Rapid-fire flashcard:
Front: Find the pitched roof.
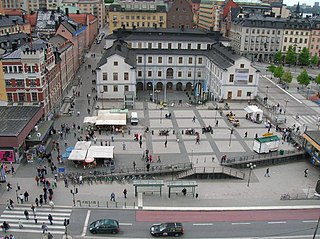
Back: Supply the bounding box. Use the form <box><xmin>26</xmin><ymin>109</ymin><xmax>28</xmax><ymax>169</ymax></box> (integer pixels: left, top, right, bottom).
<box><xmin>0</xmin><ymin>15</ymin><xmax>25</xmax><ymax>27</ymax></box>
<box><xmin>97</xmin><ymin>40</ymin><xmax>136</xmax><ymax>68</ymax></box>
<box><xmin>68</xmin><ymin>13</ymin><xmax>88</xmax><ymax>25</ymax></box>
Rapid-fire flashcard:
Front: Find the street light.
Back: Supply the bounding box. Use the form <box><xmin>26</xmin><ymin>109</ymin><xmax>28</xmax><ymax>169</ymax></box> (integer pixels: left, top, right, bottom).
<box><xmin>70</xmin><ymin>185</ymin><xmax>78</xmax><ymax>206</ymax></box>
<box><xmin>229</xmin><ymin>126</ymin><xmax>234</xmax><ymax>147</ymax></box>
<box><xmin>155</xmin><ymin>90</ymin><xmax>160</xmax><ymax>109</ymax></box>
<box><xmin>148</xmin><ymin>83</ymin><xmax>152</xmax><ymax>101</ymax></box>
<box><xmin>247</xmin><ymin>162</ymin><xmax>256</xmax><ymax>187</ymax></box>
<box><xmin>307</xmin><ymin>86</ymin><xmax>311</xmax><ymax>100</ymax></box>
<box><xmin>284</xmin><ymin>99</ymin><xmax>289</xmax><ymax>115</ymax></box>
<box><xmin>100</xmin><ymin>90</ymin><xmax>104</xmax><ymax>109</ymax></box>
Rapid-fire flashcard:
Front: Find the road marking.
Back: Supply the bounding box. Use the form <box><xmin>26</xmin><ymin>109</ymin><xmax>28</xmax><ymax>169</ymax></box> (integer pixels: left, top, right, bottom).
<box><xmin>267</xmin><ymin>221</ymin><xmax>287</xmax><ymax>224</ymax></box>
<box><xmin>119</xmin><ymin>222</ymin><xmax>133</xmax><ymax>226</ymax></box>
<box><xmin>302</xmin><ymin>220</ymin><xmax>318</xmax><ymax>223</ymax></box>
<box><xmin>231</xmin><ymin>222</ymin><xmax>251</xmax><ymax>225</ymax></box>
<box><xmin>264</xmin><ymin>76</ymin><xmax>303</xmax><ymax>104</ymax></box>
<box><xmin>193</xmin><ymin>223</ymin><xmax>213</xmax><ymax>226</ymax></box>
<box><xmin>82</xmin><ymin>210</ymin><xmax>91</xmax><ymax>236</ymax></box>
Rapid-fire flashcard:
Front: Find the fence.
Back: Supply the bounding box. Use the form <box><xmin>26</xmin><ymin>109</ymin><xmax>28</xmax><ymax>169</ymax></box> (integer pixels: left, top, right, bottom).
<box><xmin>77</xmin><ymin>199</ymin><xmax>137</xmax><ymax>208</ymax></box>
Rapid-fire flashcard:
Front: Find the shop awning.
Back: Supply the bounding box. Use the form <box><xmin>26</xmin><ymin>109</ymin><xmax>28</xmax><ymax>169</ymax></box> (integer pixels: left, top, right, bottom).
<box><xmin>95</xmin><ymin>114</ymin><xmax>126</xmax><ymax>126</ymax></box>
<box><xmin>86</xmin><ymin>146</ymin><xmax>114</xmax><ymax>159</ymax></box>
<box><xmin>83</xmin><ymin>116</ymin><xmax>97</xmax><ymax>124</ymax></box>
<box><xmin>68</xmin><ymin>149</ymin><xmax>87</xmax><ymax>161</ymax></box>
<box><xmin>244</xmin><ymin>105</ymin><xmax>263</xmax><ymax>114</ymax></box>
<box><xmin>74</xmin><ymin>141</ymin><xmax>92</xmax><ymax>150</ymax></box>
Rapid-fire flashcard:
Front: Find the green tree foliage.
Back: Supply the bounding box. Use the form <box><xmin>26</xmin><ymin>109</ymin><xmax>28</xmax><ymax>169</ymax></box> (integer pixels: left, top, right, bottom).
<box><xmin>285</xmin><ymin>45</ymin><xmax>297</xmax><ymax>66</ymax></box>
<box><xmin>273</xmin><ymin>65</ymin><xmax>284</xmax><ymax>80</ymax></box>
<box><xmin>267</xmin><ymin>64</ymin><xmax>276</xmax><ymax>74</ymax></box>
<box><xmin>297</xmin><ymin>69</ymin><xmax>310</xmax><ymax>87</ymax></box>
<box><xmin>310</xmin><ymin>55</ymin><xmax>319</xmax><ymax>67</ymax></box>
<box><xmin>315</xmin><ymin>74</ymin><xmax>320</xmax><ymax>87</ymax></box>
<box><xmin>281</xmin><ymin>70</ymin><xmax>293</xmax><ymax>85</ymax></box>
<box><xmin>273</xmin><ymin>51</ymin><xmax>282</xmax><ymax>65</ymax></box>
<box><xmin>298</xmin><ymin>47</ymin><xmax>310</xmax><ymax>66</ymax></box>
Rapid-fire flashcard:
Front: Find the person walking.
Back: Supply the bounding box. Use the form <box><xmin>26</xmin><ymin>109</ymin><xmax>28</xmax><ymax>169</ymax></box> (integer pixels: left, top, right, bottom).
<box><xmin>35</xmin><ymin>175</ymin><xmax>40</xmax><ymax>186</ymax></box>
<box><xmin>264</xmin><ymin>168</ymin><xmax>270</xmax><ymax>177</ymax></box>
<box><xmin>139</xmin><ymin>140</ymin><xmax>142</xmax><ymax>148</ymax></box>
<box><xmin>19</xmin><ymin>194</ymin><xmax>24</xmax><ymax>204</ymax></box>
<box><xmin>31</xmin><ymin>204</ymin><xmax>35</xmax><ymax>213</ymax></box>
<box><xmin>47</xmin><ymin>232</ymin><xmax>53</xmax><ymax>239</ymax></box>
<box><xmin>39</xmin><ymin>195</ymin><xmax>43</xmax><ymax>207</ymax></box>
<box><xmin>244</xmin><ymin>132</ymin><xmax>248</xmax><ymax>138</ymax></box>
<box><xmin>164</xmin><ymin>140</ymin><xmax>168</xmax><ymax>148</ymax></box>
<box><xmin>133</xmin><ymin>161</ymin><xmax>136</xmax><ymax>170</ymax></box>
<box><xmin>215</xmin><ymin>120</ymin><xmax>219</xmax><ymax>127</ymax></box>
<box><xmin>49</xmin><ymin>200</ymin><xmax>54</xmax><ymax>210</ymax></box>
<box><xmin>24</xmin><ymin>191</ymin><xmax>29</xmax><ymax>202</ymax></box>
<box><xmin>48</xmin><ymin>214</ymin><xmax>53</xmax><ymax>225</ymax></box>
<box><xmin>123</xmin><ymin>188</ymin><xmax>127</xmax><ymax>199</ymax></box>
<box><xmin>41</xmin><ymin>222</ymin><xmax>48</xmax><ymax>233</ymax></box>
<box><xmin>34</xmin><ymin>213</ymin><xmax>38</xmax><ymax>224</ymax></box>
<box><xmin>192</xmin><ymin>116</ymin><xmax>196</xmax><ymax>122</ymax></box>
<box><xmin>122</xmin><ymin>142</ymin><xmax>126</xmax><ymax>150</ymax></box>
<box><xmin>24</xmin><ymin>209</ymin><xmax>29</xmax><ymax>220</ymax></box>
<box><xmin>35</xmin><ymin>197</ymin><xmax>39</xmax><ymax>207</ymax></box>
<box><xmin>304</xmin><ymin>168</ymin><xmax>308</xmax><ymax>177</ymax></box>
<box><xmin>110</xmin><ymin>192</ymin><xmax>116</xmax><ymax>202</ymax></box>
<box><xmin>18</xmin><ymin>219</ymin><xmax>23</xmax><ymax>229</ymax></box>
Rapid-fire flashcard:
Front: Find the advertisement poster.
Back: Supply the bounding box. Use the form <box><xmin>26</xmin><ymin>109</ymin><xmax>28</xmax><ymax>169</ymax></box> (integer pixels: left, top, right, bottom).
<box><xmin>235</xmin><ymin>69</ymin><xmax>249</xmax><ymax>85</ymax></box>
<box><xmin>0</xmin><ymin>150</ymin><xmax>15</xmax><ymax>163</ymax></box>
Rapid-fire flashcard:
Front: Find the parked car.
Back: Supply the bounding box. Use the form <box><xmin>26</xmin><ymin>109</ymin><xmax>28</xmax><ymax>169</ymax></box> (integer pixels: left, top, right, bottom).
<box><xmin>150</xmin><ymin>222</ymin><xmax>184</xmax><ymax>237</ymax></box>
<box><xmin>89</xmin><ymin>219</ymin><xmax>119</xmax><ymax>234</ymax></box>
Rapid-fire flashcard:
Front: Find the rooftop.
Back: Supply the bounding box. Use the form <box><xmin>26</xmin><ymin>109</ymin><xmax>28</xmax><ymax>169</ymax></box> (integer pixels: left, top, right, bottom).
<box><xmin>0</xmin><ymin>15</ymin><xmax>26</xmax><ymax>28</ymax></box>
<box><xmin>0</xmin><ymin>106</ymin><xmax>42</xmax><ymax>137</ymax></box>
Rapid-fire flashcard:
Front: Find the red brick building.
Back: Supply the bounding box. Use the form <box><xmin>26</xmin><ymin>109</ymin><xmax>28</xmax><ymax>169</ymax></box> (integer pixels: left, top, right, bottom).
<box><xmin>167</xmin><ymin>0</ymin><xmax>194</xmax><ymax>29</ymax></box>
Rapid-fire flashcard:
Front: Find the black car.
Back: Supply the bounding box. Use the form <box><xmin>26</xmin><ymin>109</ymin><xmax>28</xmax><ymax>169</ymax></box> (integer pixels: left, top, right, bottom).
<box><xmin>89</xmin><ymin>219</ymin><xmax>120</xmax><ymax>234</ymax></box>
<box><xmin>150</xmin><ymin>222</ymin><xmax>184</xmax><ymax>237</ymax></box>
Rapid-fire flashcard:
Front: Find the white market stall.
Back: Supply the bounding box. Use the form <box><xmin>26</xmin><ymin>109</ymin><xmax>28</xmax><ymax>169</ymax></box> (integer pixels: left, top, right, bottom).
<box><xmin>253</xmin><ymin>135</ymin><xmax>280</xmax><ymax>154</ymax></box>
<box><xmin>87</xmin><ymin>146</ymin><xmax>114</xmax><ymax>159</ymax></box>
<box><xmin>83</xmin><ymin>116</ymin><xmax>97</xmax><ymax>125</ymax></box>
<box><xmin>95</xmin><ymin>114</ymin><xmax>126</xmax><ymax>126</ymax></box>
<box><xmin>68</xmin><ymin>149</ymin><xmax>87</xmax><ymax>161</ymax></box>
<box><xmin>244</xmin><ymin>105</ymin><xmax>263</xmax><ymax>123</ymax></box>
<box><xmin>74</xmin><ymin>141</ymin><xmax>92</xmax><ymax>150</ymax></box>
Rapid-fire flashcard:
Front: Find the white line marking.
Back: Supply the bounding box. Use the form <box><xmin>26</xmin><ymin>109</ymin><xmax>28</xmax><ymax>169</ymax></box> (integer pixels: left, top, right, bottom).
<box><xmin>302</xmin><ymin>220</ymin><xmax>318</xmax><ymax>223</ymax></box>
<box><xmin>81</xmin><ymin>210</ymin><xmax>91</xmax><ymax>236</ymax></box>
<box><xmin>264</xmin><ymin>76</ymin><xmax>303</xmax><ymax>104</ymax></box>
<box><xmin>231</xmin><ymin>222</ymin><xmax>251</xmax><ymax>225</ymax></box>
<box><xmin>6</xmin><ymin>229</ymin><xmax>65</xmax><ymax>234</ymax></box>
<box><xmin>119</xmin><ymin>222</ymin><xmax>133</xmax><ymax>226</ymax></box>
<box><xmin>268</xmin><ymin>221</ymin><xmax>287</xmax><ymax>224</ymax></box>
<box><xmin>193</xmin><ymin>223</ymin><xmax>213</xmax><ymax>226</ymax></box>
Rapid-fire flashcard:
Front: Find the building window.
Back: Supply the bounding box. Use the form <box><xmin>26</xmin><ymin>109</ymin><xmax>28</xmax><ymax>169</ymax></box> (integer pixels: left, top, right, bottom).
<box><xmin>114</xmin><ymin>61</ymin><xmax>118</xmax><ymax>66</ymax></box>
<box><xmin>188</xmin><ymin>57</ymin><xmax>193</xmax><ymax>64</ymax></box>
<box><xmin>178</xmin><ymin>57</ymin><xmax>183</xmax><ymax>64</ymax></box>
<box><xmin>178</xmin><ymin>43</ymin><xmax>181</xmax><ymax>49</ymax></box>
<box><xmin>103</xmin><ymin>85</ymin><xmax>108</xmax><ymax>92</ymax></box>
<box><xmin>113</xmin><ymin>73</ymin><xmax>118</xmax><ymax>81</ymax></box>
<box><xmin>158</xmin><ymin>57</ymin><xmax>162</xmax><ymax>63</ymax></box>
<box><xmin>138</xmin><ymin>42</ymin><xmax>142</xmax><ymax>48</ymax></box>
<box><xmin>168</xmin><ymin>57</ymin><xmax>173</xmax><ymax>63</ymax></box>
<box><xmin>229</xmin><ymin>74</ymin><xmax>234</xmax><ymax>82</ymax></box>
<box><xmin>197</xmin><ymin>71</ymin><xmax>201</xmax><ymax>77</ymax></box>
<box><xmin>188</xmin><ymin>71</ymin><xmax>192</xmax><ymax>77</ymax></box>
<box><xmin>246</xmin><ymin>92</ymin><xmax>252</xmax><ymax>97</ymax></box>
<box><xmin>124</xmin><ymin>72</ymin><xmax>129</xmax><ymax>80</ymax></box>
<box><xmin>31</xmin><ymin>92</ymin><xmax>38</xmax><ymax>101</ymax></box>
<box><xmin>113</xmin><ymin>85</ymin><xmax>118</xmax><ymax>92</ymax></box>
<box><xmin>188</xmin><ymin>43</ymin><xmax>191</xmax><ymax>49</ymax></box>
<box><xmin>138</xmin><ymin>71</ymin><xmax>142</xmax><ymax>77</ymax></box>
<box><xmin>158</xmin><ymin>71</ymin><xmax>162</xmax><ymax>77</ymax></box>
<box><xmin>158</xmin><ymin>43</ymin><xmax>162</xmax><ymax>49</ymax></box>
<box><xmin>148</xmin><ymin>57</ymin><xmax>152</xmax><ymax>63</ymax></box>
<box><xmin>198</xmin><ymin>57</ymin><xmax>203</xmax><ymax>64</ymax></box>
<box><xmin>237</xmin><ymin>90</ymin><xmax>242</xmax><ymax>97</ymax></box>
<box><xmin>197</xmin><ymin>44</ymin><xmax>201</xmax><ymax>49</ymax></box>
<box><xmin>148</xmin><ymin>43</ymin><xmax>152</xmax><ymax>49</ymax></box>
<box><xmin>7</xmin><ymin>93</ymin><xmax>12</xmax><ymax>102</ymax></box>
<box><xmin>240</xmin><ymin>64</ymin><xmax>244</xmax><ymax>68</ymax></box>
<box><xmin>249</xmin><ymin>75</ymin><xmax>253</xmax><ymax>83</ymax></box>
<box><xmin>138</xmin><ymin>56</ymin><xmax>142</xmax><ymax>63</ymax></box>
<box><xmin>148</xmin><ymin>71</ymin><xmax>152</xmax><ymax>77</ymax></box>
<box><xmin>178</xmin><ymin>71</ymin><xmax>182</xmax><ymax>77</ymax></box>
<box><xmin>18</xmin><ymin>92</ymin><xmax>25</xmax><ymax>101</ymax></box>
<box><xmin>103</xmin><ymin>73</ymin><xmax>108</xmax><ymax>81</ymax></box>
<box><xmin>168</xmin><ymin>43</ymin><xmax>172</xmax><ymax>49</ymax></box>
<box><xmin>16</xmin><ymin>79</ymin><xmax>24</xmax><ymax>87</ymax></box>
<box><xmin>124</xmin><ymin>85</ymin><xmax>129</xmax><ymax>91</ymax></box>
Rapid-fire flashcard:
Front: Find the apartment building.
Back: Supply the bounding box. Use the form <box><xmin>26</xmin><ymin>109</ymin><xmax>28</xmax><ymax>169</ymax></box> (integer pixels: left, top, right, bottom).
<box><xmin>167</xmin><ymin>0</ymin><xmax>194</xmax><ymax>29</ymax></box>
<box><xmin>99</xmin><ymin>29</ymin><xmax>259</xmax><ymax>102</ymax></box>
<box><xmin>2</xmin><ymin>0</ymin><xmax>21</xmax><ymax>9</ymax></box>
<box><xmin>0</xmin><ymin>1</ymin><xmax>4</xmax><ymax>15</ymax></box>
<box><xmin>108</xmin><ymin>2</ymin><xmax>167</xmax><ymax>34</ymax></box>
<box><xmin>197</xmin><ymin>0</ymin><xmax>224</xmax><ymax>31</ymax></box>
<box><xmin>309</xmin><ymin>18</ymin><xmax>320</xmax><ymax>57</ymax></box>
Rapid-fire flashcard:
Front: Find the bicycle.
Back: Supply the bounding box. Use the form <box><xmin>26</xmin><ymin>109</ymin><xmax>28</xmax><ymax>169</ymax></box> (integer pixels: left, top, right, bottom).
<box><xmin>280</xmin><ymin>193</ymin><xmax>290</xmax><ymax>200</ymax></box>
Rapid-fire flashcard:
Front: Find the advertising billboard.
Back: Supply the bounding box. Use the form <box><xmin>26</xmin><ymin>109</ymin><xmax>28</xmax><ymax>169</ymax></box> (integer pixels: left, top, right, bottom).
<box><xmin>235</xmin><ymin>69</ymin><xmax>249</xmax><ymax>85</ymax></box>
<box><xmin>0</xmin><ymin>150</ymin><xmax>15</xmax><ymax>163</ymax></box>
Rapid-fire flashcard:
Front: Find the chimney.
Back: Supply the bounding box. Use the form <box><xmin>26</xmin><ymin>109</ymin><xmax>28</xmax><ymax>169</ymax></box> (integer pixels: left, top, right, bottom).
<box><xmin>76</xmin><ymin>10</ymin><xmax>80</xmax><ymax>14</ymax></box>
<box><xmin>65</xmin><ymin>8</ymin><xmax>69</xmax><ymax>17</ymax></box>
<box><xmin>58</xmin><ymin>16</ymin><xmax>62</xmax><ymax>24</ymax></box>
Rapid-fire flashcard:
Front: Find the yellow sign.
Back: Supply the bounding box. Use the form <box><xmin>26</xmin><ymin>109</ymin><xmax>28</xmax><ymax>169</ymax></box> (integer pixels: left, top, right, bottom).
<box><xmin>262</xmin><ymin>133</ymin><xmax>273</xmax><ymax>137</ymax></box>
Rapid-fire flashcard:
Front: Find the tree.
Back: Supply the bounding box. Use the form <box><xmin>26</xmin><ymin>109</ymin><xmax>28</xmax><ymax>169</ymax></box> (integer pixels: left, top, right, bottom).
<box><xmin>273</xmin><ymin>51</ymin><xmax>282</xmax><ymax>65</ymax></box>
<box><xmin>298</xmin><ymin>47</ymin><xmax>310</xmax><ymax>66</ymax></box>
<box><xmin>310</xmin><ymin>55</ymin><xmax>319</xmax><ymax>68</ymax></box>
<box><xmin>297</xmin><ymin>69</ymin><xmax>310</xmax><ymax>87</ymax></box>
<box><xmin>267</xmin><ymin>64</ymin><xmax>276</xmax><ymax>74</ymax></box>
<box><xmin>315</xmin><ymin>74</ymin><xmax>320</xmax><ymax>88</ymax></box>
<box><xmin>285</xmin><ymin>45</ymin><xmax>297</xmax><ymax>66</ymax></box>
<box><xmin>273</xmin><ymin>65</ymin><xmax>284</xmax><ymax>82</ymax></box>
<box><xmin>281</xmin><ymin>70</ymin><xmax>293</xmax><ymax>85</ymax></box>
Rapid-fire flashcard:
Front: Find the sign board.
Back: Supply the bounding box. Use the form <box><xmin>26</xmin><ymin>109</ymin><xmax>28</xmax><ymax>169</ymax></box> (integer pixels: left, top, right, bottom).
<box><xmin>0</xmin><ymin>150</ymin><xmax>15</xmax><ymax>163</ymax></box>
<box><xmin>262</xmin><ymin>133</ymin><xmax>273</xmax><ymax>137</ymax></box>
<box><xmin>235</xmin><ymin>69</ymin><xmax>249</xmax><ymax>85</ymax></box>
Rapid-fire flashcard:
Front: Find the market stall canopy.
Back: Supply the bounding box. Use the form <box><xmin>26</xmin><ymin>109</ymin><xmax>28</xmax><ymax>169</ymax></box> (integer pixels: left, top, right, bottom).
<box><xmin>87</xmin><ymin>146</ymin><xmax>114</xmax><ymax>159</ymax></box>
<box><xmin>83</xmin><ymin>116</ymin><xmax>97</xmax><ymax>124</ymax></box>
<box><xmin>95</xmin><ymin>113</ymin><xmax>126</xmax><ymax>126</ymax></box>
<box><xmin>74</xmin><ymin>141</ymin><xmax>92</xmax><ymax>150</ymax></box>
<box><xmin>66</xmin><ymin>146</ymin><xmax>74</xmax><ymax>153</ymax></box>
<box><xmin>244</xmin><ymin>105</ymin><xmax>263</xmax><ymax>114</ymax></box>
<box><xmin>68</xmin><ymin>149</ymin><xmax>87</xmax><ymax>161</ymax></box>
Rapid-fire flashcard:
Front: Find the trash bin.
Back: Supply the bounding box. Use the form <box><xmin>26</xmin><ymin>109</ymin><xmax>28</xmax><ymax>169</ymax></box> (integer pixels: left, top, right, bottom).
<box><xmin>279</xmin><ymin>150</ymin><xmax>284</xmax><ymax>155</ymax></box>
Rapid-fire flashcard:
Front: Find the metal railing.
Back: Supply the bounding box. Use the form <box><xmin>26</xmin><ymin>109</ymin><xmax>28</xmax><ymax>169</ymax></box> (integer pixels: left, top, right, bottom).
<box><xmin>77</xmin><ymin>199</ymin><xmax>137</xmax><ymax>208</ymax></box>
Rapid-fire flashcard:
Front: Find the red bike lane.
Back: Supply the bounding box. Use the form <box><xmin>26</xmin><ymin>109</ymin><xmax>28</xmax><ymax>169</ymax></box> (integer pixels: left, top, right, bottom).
<box><xmin>136</xmin><ymin>209</ymin><xmax>320</xmax><ymax>222</ymax></box>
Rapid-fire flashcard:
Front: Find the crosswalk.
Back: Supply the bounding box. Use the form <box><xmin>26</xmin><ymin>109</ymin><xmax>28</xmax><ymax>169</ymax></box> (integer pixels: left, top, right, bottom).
<box><xmin>295</xmin><ymin>114</ymin><xmax>319</xmax><ymax>126</ymax></box>
<box><xmin>0</xmin><ymin>204</ymin><xmax>72</xmax><ymax>235</ymax></box>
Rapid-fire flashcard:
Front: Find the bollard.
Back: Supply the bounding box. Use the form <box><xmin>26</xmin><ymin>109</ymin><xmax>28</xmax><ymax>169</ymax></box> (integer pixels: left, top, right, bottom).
<box><xmin>152</xmin><ymin>130</ymin><xmax>154</xmax><ymax>135</ymax></box>
<box><xmin>173</xmin><ymin>130</ymin><xmax>175</xmax><ymax>135</ymax></box>
<box><xmin>182</xmin><ymin>130</ymin><xmax>184</xmax><ymax>134</ymax></box>
<box><xmin>124</xmin><ymin>202</ymin><xmax>126</xmax><ymax>208</ymax></box>
<box><xmin>204</xmin><ymin>157</ymin><xmax>206</xmax><ymax>163</ymax></box>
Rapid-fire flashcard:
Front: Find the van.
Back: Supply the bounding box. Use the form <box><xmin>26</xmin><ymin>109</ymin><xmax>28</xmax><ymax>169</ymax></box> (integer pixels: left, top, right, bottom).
<box><xmin>150</xmin><ymin>222</ymin><xmax>184</xmax><ymax>237</ymax></box>
<box><xmin>130</xmin><ymin>112</ymin><xmax>138</xmax><ymax>125</ymax></box>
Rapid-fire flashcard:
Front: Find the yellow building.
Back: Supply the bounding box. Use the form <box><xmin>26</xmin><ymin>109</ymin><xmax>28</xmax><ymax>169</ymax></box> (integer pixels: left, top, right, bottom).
<box><xmin>0</xmin><ymin>61</ymin><xmax>8</xmax><ymax>103</ymax></box>
<box><xmin>197</xmin><ymin>0</ymin><xmax>224</xmax><ymax>31</ymax></box>
<box><xmin>108</xmin><ymin>2</ymin><xmax>167</xmax><ymax>35</ymax></box>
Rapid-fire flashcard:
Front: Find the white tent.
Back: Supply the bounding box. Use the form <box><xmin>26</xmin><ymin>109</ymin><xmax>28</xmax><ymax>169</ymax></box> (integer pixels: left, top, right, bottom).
<box><xmin>244</xmin><ymin>105</ymin><xmax>263</xmax><ymax>123</ymax></box>
<box><xmin>83</xmin><ymin>116</ymin><xmax>97</xmax><ymax>124</ymax></box>
<box><xmin>68</xmin><ymin>149</ymin><xmax>87</xmax><ymax>161</ymax></box>
<box><xmin>74</xmin><ymin>141</ymin><xmax>92</xmax><ymax>150</ymax></box>
<box><xmin>95</xmin><ymin>114</ymin><xmax>126</xmax><ymax>126</ymax></box>
<box><xmin>87</xmin><ymin>146</ymin><xmax>114</xmax><ymax>159</ymax></box>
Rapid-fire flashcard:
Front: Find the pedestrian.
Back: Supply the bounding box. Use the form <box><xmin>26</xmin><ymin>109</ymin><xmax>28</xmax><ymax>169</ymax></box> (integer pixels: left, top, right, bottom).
<box><xmin>41</xmin><ymin>222</ymin><xmax>48</xmax><ymax>233</ymax></box>
<box><xmin>2</xmin><ymin>221</ymin><xmax>9</xmax><ymax>233</ymax></box>
<box><xmin>44</xmin><ymin>193</ymin><xmax>47</xmax><ymax>204</ymax></box>
<box><xmin>19</xmin><ymin>193</ymin><xmax>24</xmax><ymax>204</ymax></box>
<box><xmin>182</xmin><ymin>188</ymin><xmax>187</xmax><ymax>196</ymax></box>
<box><xmin>64</xmin><ymin>178</ymin><xmax>68</xmax><ymax>187</ymax></box>
<box><xmin>215</xmin><ymin>120</ymin><xmax>219</xmax><ymax>127</ymax></box>
<box><xmin>87</xmin><ymin>108</ymin><xmax>91</xmax><ymax>114</ymax></box>
<box><xmin>146</xmin><ymin>163</ymin><xmax>150</xmax><ymax>172</ymax></box>
<box><xmin>264</xmin><ymin>168</ymin><xmax>270</xmax><ymax>177</ymax></box>
<box><xmin>24</xmin><ymin>191</ymin><xmax>29</xmax><ymax>202</ymax></box>
<box><xmin>244</xmin><ymin>132</ymin><xmax>248</xmax><ymax>138</ymax></box>
<box><xmin>139</xmin><ymin>140</ymin><xmax>142</xmax><ymax>148</ymax></box>
<box><xmin>49</xmin><ymin>200</ymin><xmax>54</xmax><ymax>210</ymax></box>
<box><xmin>110</xmin><ymin>192</ymin><xmax>116</xmax><ymax>202</ymax></box>
<box><xmin>39</xmin><ymin>195</ymin><xmax>43</xmax><ymax>207</ymax></box>
<box><xmin>157</xmin><ymin>155</ymin><xmax>161</xmax><ymax>163</ymax></box>
<box><xmin>123</xmin><ymin>188</ymin><xmax>127</xmax><ymax>198</ymax></box>
<box><xmin>18</xmin><ymin>219</ymin><xmax>23</xmax><ymax>229</ymax></box>
<box><xmin>7</xmin><ymin>182</ymin><xmax>12</xmax><ymax>191</ymax></box>
<box><xmin>24</xmin><ymin>209</ymin><xmax>29</xmax><ymax>220</ymax></box>
<box><xmin>47</xmin><ymin>232</ymin><xmax>53</xmax><ymax>239</ymax></box>
<box><xmin>149</xmin><ymin>154</ymin><xmax>152</xmax><ymax>163</ymax></box>
<box><xmin>192</xmin><ymin>116</ymin><xmax>196</xmax><ymax>122</ymax></box>
<box><xmin>48</xmin><ymin>214</ymin><xmax>53</xmax><ymax>225</ymax></box>
<box><xmin>133</xmin><ymin>161</ymin><xmax>136</xmax><ymax>170</ymax></box>
<box><xmin>304</xmin><ymin>168</ymin><xmax>308</xmax><ymax>177</ymax></box>
<box><xmin>35</xmin><ymin>197</ymin><xmax>39</xmax><ymax>207</ymax></box>
<box><xmin>255</xmin><ymin>133</ymin><xmax>258</xmax><ymax>138</ymax></box>
<box><xmin>111</xmin><ymin>134</ymin><xmax>114</xmax><ymax>142</ymax></box>
<box><xmin>34</xmin><ymin>214</ymin><xmax>38</xmax><ymax>224</ymax></box>
<box><xmin>165</xmin><ymin>140</ymin><xmax>168</xmax><ymax>148</ymax></box>
<box><xmin>31</xmin><ymin>204</ymin><xmax>35</xmax><ymax>213</ymax></box>
<box><xmin>77</xmin><ymin>111</ymin><xmax>80</xmax><ymax>116</ymax></box>
<box><xmin>122</xmin><ymin>142</ymin><xmax>126</xmax><ymax>150</ymax></box>
<box><xmin>196</xmin><ymin>137</ymin><xmax>200</xmax><ymax>144</ymax></box>
<box><xmin>11</xmin><ymin>164</ymin><xmax>15</xmax><ymax>175</ymax></box>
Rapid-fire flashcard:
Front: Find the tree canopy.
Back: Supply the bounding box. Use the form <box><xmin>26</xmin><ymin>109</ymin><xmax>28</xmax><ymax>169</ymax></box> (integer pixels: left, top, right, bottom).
<box><xmin>315</xmin><ymin>74</ymin><xmax>320</xmax><ymax>86</ymax></box>
<box><xmin>281</xmin><ymin>70</ymin><xmax>293</xmax><ymax>85</ymax></box>
<box><xmin>298</xmin><ymin>47</ymin><xmax>310</xmax><ymax>66</ymax></box>
<box><xmin>285</xmin><ymin>45</ymin><xmax>297</xmax><ymax>66</ymax></box>
<box><xmin>274</xmin><ymin>51</ymin><xmax>282</xmax><ymax>65</ymax></box>
<box><xmin>310</xmin><ymin>55</ymin><xmax>319</xmax><ymax>67</ymax></box>
<box><xmin>297</xmin><ymin>69</ymin><xmax>310</xmax><ymax>87</ymax></box>
<box><xmin>273</xmin><ymin>65</ymin><xmax>284</xmax><ymax>79</ymax></box>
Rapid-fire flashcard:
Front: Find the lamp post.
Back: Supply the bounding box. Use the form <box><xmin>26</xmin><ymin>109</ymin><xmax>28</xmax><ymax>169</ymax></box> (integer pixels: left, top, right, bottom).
<box><xmin>100</xmin><ymin>90</ymin><xmax>104</xmax><ymax>109</ymax></box>
<box><xmin>155</xmin><ymin>90</ymin><xmax>160</xmax><ymax>109</ymax></box>
<box><xmin>70</xmin><ymin>185</ymin><xmax>78</xmax><ymax>206</ymax></box>
<box><xmin>229</xmin><ymin>126</ymin><xmax>234</xmax><ymax>147</ymax></box>
<box><xmin>148</xmin><ymin>83</ymin><xmax>152</xmax><ymax>101</ymax></box>
<box><xmin>247</xmin><ymin>162</ymin><xmax>256</xmax><ymax>187</ymax></box>
<box><xmin>284</xmin><ymin>99</ymin><xmax>289</xmax><ymax>115</ymax></box>
<box><xmin>307</xmin><ymin>86</ymin><xmax>311</xmax><ymax>100</ymax></box>
<box><xmin>160</xmin><ymin>105</ymin><xmax>163</xmax><ymax>124</ymax></box>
